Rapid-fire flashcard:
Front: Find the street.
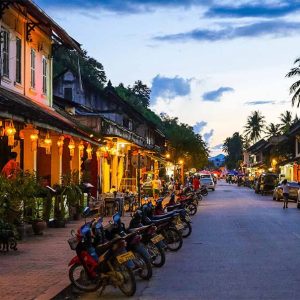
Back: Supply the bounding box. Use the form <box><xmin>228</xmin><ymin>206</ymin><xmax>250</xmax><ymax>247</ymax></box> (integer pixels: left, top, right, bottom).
<box><xmin>80</xmin><ymin>181</ymin><xmax>300</xmax><ymax>300</ymax></box>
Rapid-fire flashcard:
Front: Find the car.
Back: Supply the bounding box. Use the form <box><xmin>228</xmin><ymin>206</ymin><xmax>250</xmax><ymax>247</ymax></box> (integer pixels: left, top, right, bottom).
<box><xmin>200</xmin><ymin>177</ymin><xmax>215</xmax><ymax>191</ymax></box>
<box><xmin>273</xmin><ymin>181</ymin><xmax>300</xmax><ymax>202</ymax></box>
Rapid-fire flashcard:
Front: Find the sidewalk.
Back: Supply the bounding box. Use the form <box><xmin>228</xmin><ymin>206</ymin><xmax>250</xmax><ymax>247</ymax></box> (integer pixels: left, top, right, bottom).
<box><xmin>0</xmin><ymin>215</ymin><xmax>131</xmax><ymax>300</ymax></box>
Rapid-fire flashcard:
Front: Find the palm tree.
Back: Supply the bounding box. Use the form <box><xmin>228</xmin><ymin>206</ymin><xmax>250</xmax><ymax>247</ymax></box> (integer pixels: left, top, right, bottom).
<box><xmin>244</xmin><ymin>111</ymin><xmax>265</xmax><ymax>143</ymax></box>
<box><xmin>279</xmin><ymin>110</ymin><xmax>292</xmax><ymax>133</ymax></box>
<box><xmin>286</xmin><ymin>58</ymin><xmax>300</xmax><ymax>107</ymax></box>
<box><xmin>265</xmin><ymin>123</ymin><xmax>280</xmax><ymax>138</ymax></box>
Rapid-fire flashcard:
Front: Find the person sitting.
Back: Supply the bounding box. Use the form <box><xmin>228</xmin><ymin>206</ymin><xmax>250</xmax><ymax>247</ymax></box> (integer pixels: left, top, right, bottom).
<box><xmin>1</xmin><ymin>152</ymin><xmax>20</xmax><ymax>179</ymax></box>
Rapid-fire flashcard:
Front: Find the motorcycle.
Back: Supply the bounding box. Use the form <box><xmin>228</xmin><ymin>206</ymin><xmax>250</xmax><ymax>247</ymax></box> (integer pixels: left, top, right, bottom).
<box><xmin>129</xmin><ymin>210</ymin><xmax>166</xmax><ymax>268</ymax></box>
<box><xmin>154</xmin><ymin>196</ymin><xmax>192</xmax><ymax>238</ymax></box>
<box><xmin>141</xmin><ymin>203</ymin><xmax>183</xmax><ymax>252</ymax></box>
<box><xmin>67</xmin><ymin>208</ymin><xmax>136</xmax><ymax>296</ymax></box>
<box><xmin>104</xmin><ymin>212</ymin><xmax>153</xmax><ymax>280</ymax></box>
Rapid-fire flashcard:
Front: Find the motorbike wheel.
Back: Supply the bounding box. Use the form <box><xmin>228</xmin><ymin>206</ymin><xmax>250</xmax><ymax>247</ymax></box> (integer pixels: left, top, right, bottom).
<box><xmin>114</xmin><ymin>262</ymin><xmax>136</xmax><ymax>297</ymax></box>
<box><xmin>197</xmin><ymin>194</ymin><xmax>203</xmax><ymax>202</ymax></box>
<box><xmin>187</xmin><ymin>203</ymin><xmax>197</xmax><ymax>216</ymax></box>
<box><xmin>201</xmin><ymin>190</ymin><xmax>208</xmax><ymax>196</ymax></box>
<box><xmin>147</xmin><ymin>242</ymin><xmax>166</xmax><ymax>268</ymax></box>
<box><xmin>164</xmin><ymin>228</ymin><xmax>183</xmax><ymax>252</ymax></box>
<box><xmin>181</xmin><ymin>220</ymin><xmax>192</xmax><ymax>238</ymax></box>
<box><xmin>69</xmin><ymin>263</ymin><xmax>101</xmax><ymax>292</ymax></box>
<box><xmin>133</xmin><ymin>249</ymin><xmax>152</xmax><ymax>280</ymax></box>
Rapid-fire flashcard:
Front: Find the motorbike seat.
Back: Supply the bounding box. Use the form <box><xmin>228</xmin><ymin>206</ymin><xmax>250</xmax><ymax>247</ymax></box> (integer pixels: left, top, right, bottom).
<box><xmin>166</xmin><ymin>204</ymin><xmax>182</xmax><ymax>211</ymax></box>
<box><xmin>151</xmin><ymin>211</ymin><xmax>177</xmax><ymax>220</ymax></box>
<box><xmin>144</xmin><ymin>217</ymin><xmax>172</xmax><ymax>225</ymax></box>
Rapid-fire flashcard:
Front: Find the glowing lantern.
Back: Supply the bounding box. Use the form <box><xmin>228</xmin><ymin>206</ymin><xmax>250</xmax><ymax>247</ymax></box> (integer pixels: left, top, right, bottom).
<box><xmin>86</xmin><ymin>143</ymin><xmax>93</xmax><ymax>160</ymax></box>
<box><xmin>68</xmin><ymin>138</ymin><xmax>75</xmax><ymax>157</ymax></box>
<box><xmin>57</xmin><ymin>136</ymin><xmax>64</xmax><ymax>156</ymax></box>
<box><xmin>5</xmin><ymin>121</ymin><xmax>16</xmax><ymax>146</ymax></box>
<box><xmin>30</xmin><ymin>133</ymin><xmax>39</xmax><ymax>151</ymax></box>
<box><xmin>44</xmin><ymin>132</ymin><xmax>52</xmax><ymax>155</ymax></box>
<box><xmin>78</xmin><ymin>142</ymin><xmax>85</xmax><ymax>158</ymax></box>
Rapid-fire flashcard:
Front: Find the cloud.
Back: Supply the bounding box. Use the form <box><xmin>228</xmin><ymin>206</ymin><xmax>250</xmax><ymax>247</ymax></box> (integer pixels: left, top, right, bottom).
<box><xmin>245</xmin><ymin>100</ymin><xmax>275</xmax><ymax>105</ymax></box>
<box><xmin>154</xmin><ymin>21</ymin><xmax>300</xmax><ymax>42</ymax></box>
<box><xmin>212</xmin><ymin>143</ymin><xmax>223</xmax><ymax>150</ymax></box>
<box><xmin>202</xmin><ymin>87</ymin><xmax>234</xmax><ymax>102</ymax></box>
<box><xmin>35</xmin><ymin>0</ymin><xmax>212</xmax><ymax>13</ymax></box>
<box><xmin>193</xmin><ymin>121</ymin><xmax>207</xmax><ymax>133</ymax></box>
<box><xmin>204</xmin><ymin>129</ymin><xmax>214</xmax><ymax>143</ymax></box>
<box><xmin>150</xmin><ymin>75</ymin><xmax>192</xmax><ymax>103</ymax></box>
<box><xmin>206</xmin><ymin>2</ymin><xmax>300</xmax><ymax>19</ymax></box>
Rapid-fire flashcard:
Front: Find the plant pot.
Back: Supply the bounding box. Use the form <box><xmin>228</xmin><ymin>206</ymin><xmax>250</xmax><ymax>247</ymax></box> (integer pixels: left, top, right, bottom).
<box><xmin>32</xmin><ymin>220</ymin><xmax>47</xmax><ymax>235</ymax></box>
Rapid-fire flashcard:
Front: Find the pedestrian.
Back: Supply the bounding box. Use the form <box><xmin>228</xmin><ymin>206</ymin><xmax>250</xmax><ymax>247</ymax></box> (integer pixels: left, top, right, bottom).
<box><xmin>282</xmin><ymin>179</ymin><xmax>289</xmax><ymax>209</ymax></box>
<box><xmin>193</xmin><ymin>175</ymin><xmax>200</xmax><ymax>191</ymax></box>
<box><xmin>152</xmin><ymin>175</ymin><xmax>162</xmax><ymax>200</ymax></box>
<box><xmin>1</xmin><ymin>152</ymin><xmax>20</xmax><ymax>179</ymax></box>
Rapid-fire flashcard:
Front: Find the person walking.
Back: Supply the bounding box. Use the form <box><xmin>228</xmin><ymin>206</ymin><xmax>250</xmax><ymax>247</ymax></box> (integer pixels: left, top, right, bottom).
<box><xmin>282</xmin><ymin>179</ymin><xmax>289</xmax><ymax>209</ymax></box>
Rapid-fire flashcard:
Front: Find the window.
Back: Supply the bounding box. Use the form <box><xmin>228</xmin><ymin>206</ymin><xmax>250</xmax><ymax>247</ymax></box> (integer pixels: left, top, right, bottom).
<box><xmin>15</xmin><ymin>37</ymin><xmax>21</xmax><ymax>84</ymax></box>
<box><xmin>1</xmin><ymin>29</ymin><xmax>9</xmax><ymax>77</ymax></box>
<box><xmin>42</xmin><ymin>57</ymin><xmax>47</xmax><ymax>94</ymax></box>
<box><xmin>64</xmin><ymin>87</ymin><xmax>73</xmax><ymax>101</ymax></box>
<box><xmin>30</xmin><ymin>48</ymin><xmax>35</xmax><ymax>88</ymax></box>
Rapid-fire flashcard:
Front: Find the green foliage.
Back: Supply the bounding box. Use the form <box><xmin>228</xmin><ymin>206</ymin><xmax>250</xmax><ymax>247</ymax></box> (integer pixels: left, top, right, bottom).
<box><xmin>53</xmin><ymin>47</ymin><xmax>107</xmax><ymax>90</ymax></box>
<box><xmin>286</xmin><ymin>58</ymin><xmax>300</xmax><ymax>107</ymax></box>
<box><xmin>279</xmin><ymin>111</ymin><xmax>293</xmax><ymax>134</ymax></box>
<box><xmin>223</xmin><ymin>132</ymin><xmax>244</xmax><ymax>169</ymax></box>
<box><xmin>0</xmin><ymin>172</ymin><xmax>42</xmax><ymax>224</ymax></box>
<box><xmin>265</xmin><ymin>123</ymin><xmax>280</xmax><ymax>138</ymax></box>
<box><xmin>244</xmin><ymin>111</ymin><xmax>265</xmax><ymax>143</ymax></box>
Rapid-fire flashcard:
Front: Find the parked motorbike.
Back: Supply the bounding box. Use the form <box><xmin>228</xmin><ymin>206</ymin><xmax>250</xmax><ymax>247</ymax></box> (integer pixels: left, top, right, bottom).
<box><xmin>67</xmin><ymin>208</ymin><xmax>136</xmax><ymax>296</ymax></box>
<box><xmin>141</xmin><ymin>203</ymin><xmax>183</xmax><ymax>251</ymax></box>
<box><xmin>129</xmin><ymin>210</ymin><xmax>166</xmax><ymax>268</ymax></box>
<box><xmin>154</xmin><ymin>196</ymin><xmax>192</xmax><ymax>238</ymax></box>
<box><xmin>104</xmin><ymin>212</ymin><xmax>153</xmax><ymax>280</ymax></box>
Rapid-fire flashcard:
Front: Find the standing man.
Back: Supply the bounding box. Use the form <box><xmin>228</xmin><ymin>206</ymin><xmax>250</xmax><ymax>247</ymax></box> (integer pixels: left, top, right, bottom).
<box><xmin>152</xmin><ymin>175</ymin><xmax>162</xmax><ymax>200</ymax></box>
<box><xmin>193</xmin><ymin>175</ymin><xmax>200</xmax><ymax>191</ymax></box>
<box><xmin>282</xmin><ymin>179</ymin><xmax>289</xmax><ymax>209</ymax></box>
<box><xmin>1</xmin><ymin>152</ymin><xmax>20</xmax><ymax>179</ymax></box>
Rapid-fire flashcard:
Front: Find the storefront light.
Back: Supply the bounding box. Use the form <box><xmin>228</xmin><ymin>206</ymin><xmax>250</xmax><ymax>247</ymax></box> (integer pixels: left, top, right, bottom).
<box><xmin>5</xmin><ymin>120</ymin><xmax>16</xmax><ymax>146</ymax></box>
<box><xmin>44</xmin><ymin>132</ymin><xmax>52</xmax><ymax>155</ymax></box>
<box><xmin>68</xmin><ymin>138</ymin><xmax>75</xmax><ymax>157</ymax></box>
<box><xmin>78</xmin><ymin>141</ymin><xmax>85</xmax><ymax>158</ymax></box>
<box><xmin>86</xmin><ymin>143</ymin><xmax>93</xmax><ymax>160</ymax></box>
<box><xmin>30</xmin><ymin>133</ymin><xmax>39</xmax><ymax>151</ymax></box>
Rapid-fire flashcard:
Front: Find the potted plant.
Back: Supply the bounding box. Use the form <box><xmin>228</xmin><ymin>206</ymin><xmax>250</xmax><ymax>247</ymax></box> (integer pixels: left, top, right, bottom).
<box><xmin>30</xmin><ymin>197</ymin><xmax>47</xmax><ymax>235</ymax></box>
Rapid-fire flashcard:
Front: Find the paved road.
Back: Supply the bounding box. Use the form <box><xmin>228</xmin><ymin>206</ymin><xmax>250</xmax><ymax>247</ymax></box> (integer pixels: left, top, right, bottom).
<box><xmin>80</xmin><ymin>182</ymin><xmax>300</xmax><ymax>300</ymax></box>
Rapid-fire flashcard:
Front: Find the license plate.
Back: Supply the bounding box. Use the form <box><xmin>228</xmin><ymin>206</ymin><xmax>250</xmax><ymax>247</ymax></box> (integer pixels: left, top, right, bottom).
<box><xmin>116</xmin><ymin>251</ymin><xmax>135</xmax><ymax>264</ymax></box>
<box><xmin>176</xmin><ymin>224</ymin><xmax>184</xmax><ymax>230</ymax></box>
<box><xmin>151</xmin><ymin>234</ymin><xmax>164</xmax><ymax>244</ymax></box>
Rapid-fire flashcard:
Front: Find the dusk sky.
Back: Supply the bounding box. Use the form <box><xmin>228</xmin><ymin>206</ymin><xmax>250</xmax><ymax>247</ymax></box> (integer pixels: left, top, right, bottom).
<box><xmin>36</xmin><ymin>0</ymin><xmax>300</xmax><ymax>156</ymax></box>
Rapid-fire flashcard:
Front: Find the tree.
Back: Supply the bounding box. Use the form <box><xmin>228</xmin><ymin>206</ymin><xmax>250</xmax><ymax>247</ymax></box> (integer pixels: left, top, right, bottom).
<box><xmin>265</xmin><ymin>123</ymin><xmax>280</xmax><ymax>138</ymax></box>
<box><xmin>244</xmin><ymin>111</ymin><xmax>265</xmax><ymax>143</ymax></box>
<box><xmin>53</xmin><ymin>47</ymin><xmax>107</xmax><ymax>90</ymax></box>
<box><xmin>222</xmin><ymin>132</ymin><xmax>244</xmax><ymax>169</ymax></box>
<box><xmin>132</xmin><ymin>80</ymin><xmax>151</xmax><ymax>108</ymax></box>
<box><xmin>279</xmin><ymin>110</ymin><xmax>293</xmax><ymax>134</ymax></box>
<box><xmin>286</xmin><ymin>58</ymin><xmax>300</xmax><ymax>107</ymax></box>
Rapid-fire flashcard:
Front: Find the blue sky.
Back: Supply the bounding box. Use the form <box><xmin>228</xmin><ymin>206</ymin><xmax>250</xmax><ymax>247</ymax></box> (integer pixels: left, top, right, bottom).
<box><xmin>36</xmin><ymin>0</ymin><xmax>300</xmax><ymax>155</ymax></box>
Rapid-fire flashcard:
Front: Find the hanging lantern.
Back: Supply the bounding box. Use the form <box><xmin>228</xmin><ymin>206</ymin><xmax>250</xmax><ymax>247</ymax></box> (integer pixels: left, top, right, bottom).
<box><xmin>78</xmin><ymin>141</ymin><xmax>85</xmax><ymax>158</ymax></box>
<box><xmin>44</xmin><ymin>132</ymin><xmax>52</xmax><ymax>155</ymax></box>
<box><xmin>30</xmin><ymin>133</ymin><xmax>39</xmax><ymax>151</ymax></box>
<box><xmin>68</xmin><ymin>138</ymin><xmax>75</xmax><ymax>157</ymax></box>
<box><xmin>5</xmin><ymin>120</ymin><xmax>16</xmax><ymax>146</ymax></box>
<box><xmin>96</xmin><ymin>147</ymin><xmax>101</xmax><ymax>159</ymax></box>
<box><xmin>86</xmin><ymin>143</ymin><xmax>93</xmax><ymax>160</ymax></box>
<box><xmin>57</xmin><ymin>136</ymin><xmax>64</xmax><ymax>156</ymax></box>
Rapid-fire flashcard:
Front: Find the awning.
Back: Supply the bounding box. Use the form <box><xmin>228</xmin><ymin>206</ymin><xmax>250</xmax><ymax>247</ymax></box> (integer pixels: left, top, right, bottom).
<box><xmin>0</xmin><ymin>87</ymin><xmax>101</xmax><ymax>145</ymax></box>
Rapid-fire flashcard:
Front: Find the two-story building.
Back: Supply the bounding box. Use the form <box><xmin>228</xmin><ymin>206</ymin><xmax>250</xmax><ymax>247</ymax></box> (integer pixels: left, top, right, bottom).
<box><xmin>0</xmin><ymin>0</ymin><xmax>101</xmax><ymax>186</ymax></box>
<box><xmin>53</xmin><ymin>70</ymin><xmax>166</xmax><ymax>192</ymax></box>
